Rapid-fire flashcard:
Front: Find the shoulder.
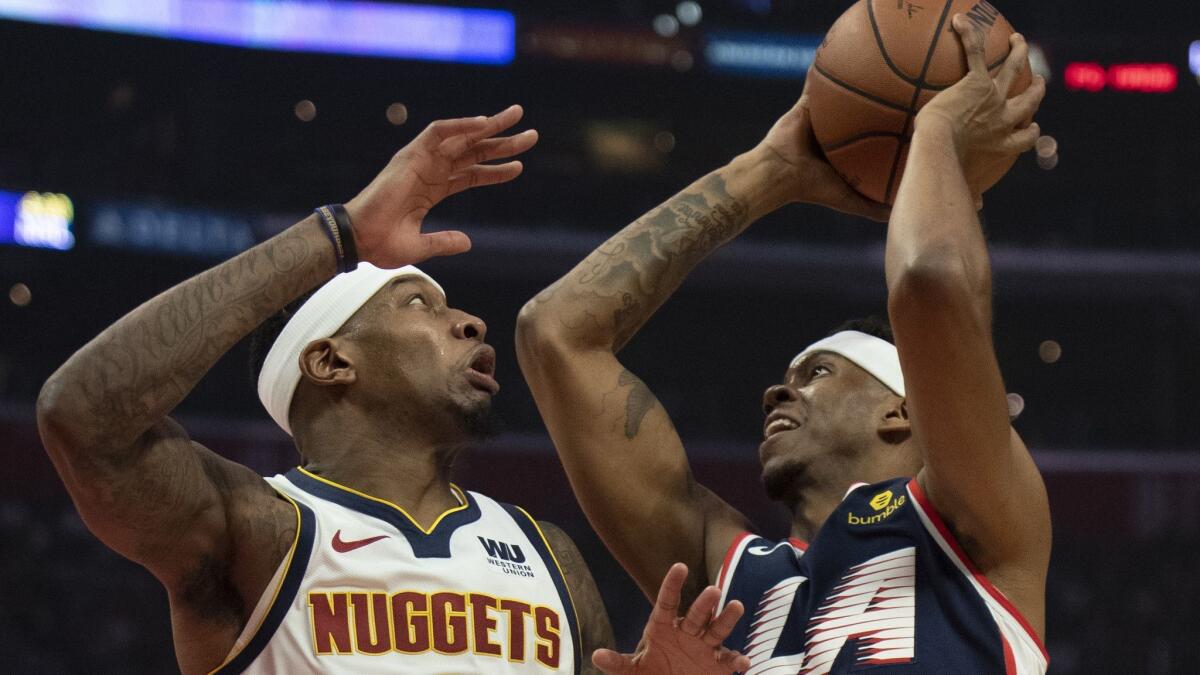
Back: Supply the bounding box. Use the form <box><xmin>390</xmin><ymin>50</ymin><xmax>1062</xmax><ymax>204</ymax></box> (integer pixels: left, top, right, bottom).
<box><xmin>196</xmin><ymin>445</ymin><xmax>295</xmax><ymax>557</ymax></box>
<box><xmin>183</xmin><ymin>447</ymin><xmax>296</xmax><ymax>615</ymax></box>
<box><xmin>534</xmin><ymin>520</ymin><xmax>596</xmax><ymax>590</ymax></box>
<box><xmin>536</xmin><ymin>520</ymin><xmax>583</xmax><ymax>562</ymax></box>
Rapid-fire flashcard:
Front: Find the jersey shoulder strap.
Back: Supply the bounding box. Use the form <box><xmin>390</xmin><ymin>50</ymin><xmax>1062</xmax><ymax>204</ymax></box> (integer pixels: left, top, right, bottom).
<box><xmin>476</xmin><ymin>494</ymin><xmax>583</xmax><ymax>675</ymax></box>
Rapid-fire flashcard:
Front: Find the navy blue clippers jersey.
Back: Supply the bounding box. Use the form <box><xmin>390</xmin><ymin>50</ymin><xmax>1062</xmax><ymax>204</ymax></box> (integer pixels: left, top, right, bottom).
<box><xmin>716</xmin><ymin>477</ymin><xmax>1047</xmax><ymax>674</ymax></box>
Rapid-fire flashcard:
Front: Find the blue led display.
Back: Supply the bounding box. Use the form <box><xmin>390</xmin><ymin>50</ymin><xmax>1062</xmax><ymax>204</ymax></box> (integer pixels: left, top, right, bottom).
<box><xmin>0</xmin><ymin>190</ymin><xmax>76</xmax><ymax>251</ymax></box>
<box><xmin>0</xmin><ymin>0</ymin><xmax>515</xmax><ymax>65</ymax></box>
<box><xmin>704</xmin><ymin>31</ymin><xmax>823</xmax><ymax>79</ymax></box>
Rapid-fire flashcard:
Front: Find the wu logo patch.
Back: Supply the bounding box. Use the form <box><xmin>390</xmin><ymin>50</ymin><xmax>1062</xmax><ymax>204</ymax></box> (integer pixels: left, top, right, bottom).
<box><xmin>478</xmin><ymin>536</ymin><xmax>527</xmax><ymax>563</ymax></box>
<box><xmin>478</xmin><ymin>536</ymin><xmax>536</xmax><ymax>578</ymax></box>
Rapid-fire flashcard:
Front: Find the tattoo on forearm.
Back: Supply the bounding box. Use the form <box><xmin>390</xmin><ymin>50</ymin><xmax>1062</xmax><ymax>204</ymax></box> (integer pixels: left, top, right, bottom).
<box><xmin>618</xmin><ymin>370</ymin><xmax>657</xmax><ymax>440</ymax></box>
<box><xmin>46</xmin><ymin>219</ymin><xmax>333</xmax><ymax>453</ymax></box>
<box><xmin>534</xmin><ymin>173</ymin><xmax>749</xmax><ymax>352</ymax></box>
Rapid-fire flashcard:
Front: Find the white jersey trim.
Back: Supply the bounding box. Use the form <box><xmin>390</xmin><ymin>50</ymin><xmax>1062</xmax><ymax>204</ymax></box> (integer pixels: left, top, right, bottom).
<box><xmin>716</xmin><ymin>532</ymin><xmax>754</xmax><ymax>610</ymax></box>
<box><xmin>906</xmin><ymin>479</ymin><xmax>1049</xmax><ymax>675</ymax></box>
<box><xmin>715</xmin><ymin>532</ymin><xmax>807</xmax><ymax>612</ymax></box>
<box><xmin>511</xmin><ymin>504</ymin><xmax>583</xmax><ymax>655</ymax></box>
<box><xmin>222</xmin><ymin>550</ymin><xmax>288</xmax><ymax>662</ymax></box>
<box><xmin>207</xmin><ymin>489</ymin><xmax>313</xmax><ymax>674</ymax></box>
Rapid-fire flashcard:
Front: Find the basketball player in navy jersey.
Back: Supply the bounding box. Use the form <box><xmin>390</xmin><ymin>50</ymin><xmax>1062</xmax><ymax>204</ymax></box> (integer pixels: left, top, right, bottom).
<box><xmin>519</xmin><ymin>17</ymin><xmax>1050</xmax><ymax>674</ymax></box>
<box><xmin>37</xmin><ymin>105</ymin><xmax>747</xmax><ymax>673</ymax></box>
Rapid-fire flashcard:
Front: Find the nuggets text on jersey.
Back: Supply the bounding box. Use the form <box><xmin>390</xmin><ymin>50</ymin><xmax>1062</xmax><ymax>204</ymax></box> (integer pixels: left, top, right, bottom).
<box><xmin>207</xmin><ymin>467</ymin><xmax>579</xmax><ymax>674</ymax></box>
<box><xmin>306</xmin><ymin>590</ymin><xmax>563</xmax><ymax>666</ymax></box>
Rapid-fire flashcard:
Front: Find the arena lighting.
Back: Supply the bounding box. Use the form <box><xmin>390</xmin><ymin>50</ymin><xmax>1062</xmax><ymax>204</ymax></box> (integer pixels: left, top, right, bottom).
<box><xmin>1189</xmin><ymin>41</ymin><xmax>1200</xmax><ymax>77</ymax></box>
<box><xmin>1027</xmin><ymin>43</ymin><xmax>1052</xmax><ymax>82</ymax></box>
<box><xmin>8</xmin><ymin>282</ymin><xmax>32</xmax><ymax>307</ymax></box>
<box><xmin>704</xmin><ymin>31</ymin><xmax>822</xmax><ymax>78</ymax></box>
<box><xmin>0</xmin><ymin>190</ymin><xmax>75</xmax><ymax>251</ymax></box>
<box><xmin>1064</xmin><ymin>62</ymin><xmax>1106</xmax><ymax>92</ymax></box>
<box><xmin>0</xmin><ymin>0</ymin><xmax>515</xmax><ymax>65</ymax></box>
<box><xmin>1064</xmin><ymin>62</ymin><xmax>1178</xmax><ymax>93</ymax></box>
<box><xmin>1108</xmin><ymin>64</ymin><xmax>1177</xmax><ymax>93</ymax></box>
<box><xmin>521</xmin><ymin>25</ymin><xmax>686</xmax><ymax>68</ymax></box>
<box><xmin>90</xmin><ymin>202</ymin><xmax>257</xmax><ymax>258</ymax></box>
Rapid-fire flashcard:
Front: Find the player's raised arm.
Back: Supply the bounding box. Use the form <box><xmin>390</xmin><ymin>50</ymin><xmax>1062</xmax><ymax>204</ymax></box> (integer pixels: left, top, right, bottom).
<box><xmin>35</xmin><ymin>107</ymin><xmax>535</xmax><ymax>659</ymax></box>
<box><xmin>516</xmin><ymin>93</ymin><xmax>887</xmax><ymax>600</ymax></box>
<box><xmin>884</xmin><ymin>18</ymin><xmax>1050</xmax><ymax>634</ymax></box>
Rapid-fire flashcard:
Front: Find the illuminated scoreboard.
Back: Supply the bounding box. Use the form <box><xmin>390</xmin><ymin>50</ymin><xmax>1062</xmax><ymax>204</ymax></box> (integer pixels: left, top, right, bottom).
<box><xmin>0</xmin><ymin>190</ymin><xmax>76</xmax><ymax>251</ymax></box>
<box><xmin>1065</xmin><ymin>62</ymin><xmax>1179</xmax><ymax>93</ymax></box>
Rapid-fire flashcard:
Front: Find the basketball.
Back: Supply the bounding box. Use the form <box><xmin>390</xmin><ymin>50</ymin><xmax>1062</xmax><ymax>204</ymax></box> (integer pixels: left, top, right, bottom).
<box><xmin>808</xmin><ymin>0</ymin><xmax>1031</xmax><ymax>204</ymax></box>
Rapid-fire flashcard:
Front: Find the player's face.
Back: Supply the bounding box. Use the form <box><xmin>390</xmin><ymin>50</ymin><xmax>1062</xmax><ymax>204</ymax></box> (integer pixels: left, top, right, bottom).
<box><xmin>758</xmin><ymin>352</ymin><xmax>896</xmax><ymax>500</ymax></box>
<box><xmin>350</xmin><ymin>277</ymin><xmax>498</xmax><ymax>436</ymax></box>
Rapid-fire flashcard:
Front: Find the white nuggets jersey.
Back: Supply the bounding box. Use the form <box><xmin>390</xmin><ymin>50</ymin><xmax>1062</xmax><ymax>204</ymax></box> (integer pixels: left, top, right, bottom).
<box><xmin>208</xmin><ymin>467</ymin><xmax>579</xmax><ymax>674</ymax></box>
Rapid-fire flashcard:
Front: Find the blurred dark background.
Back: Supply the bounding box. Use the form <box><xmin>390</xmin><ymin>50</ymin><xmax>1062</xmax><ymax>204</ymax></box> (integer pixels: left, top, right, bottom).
<box><xmin>1</xmin><ymin>0</ymin><xmax>1198</xmax><ymax>672</ymax></box>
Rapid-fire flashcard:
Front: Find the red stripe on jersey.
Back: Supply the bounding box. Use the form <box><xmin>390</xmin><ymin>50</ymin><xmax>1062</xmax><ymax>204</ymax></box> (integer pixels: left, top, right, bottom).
<box><xmin>1003</xmin><ymin>634</ymin><xmax>1017</xmax><ymax>675</ymax></box>
<box><xmin>906</xmin><ymin>478</ymin><xmax>1049</xmax><ymax>663</ymax></box>
<box><xmin>718</xmin><ymin>531</ymin><xmax>754</xmax><ymax>591</ymax></box>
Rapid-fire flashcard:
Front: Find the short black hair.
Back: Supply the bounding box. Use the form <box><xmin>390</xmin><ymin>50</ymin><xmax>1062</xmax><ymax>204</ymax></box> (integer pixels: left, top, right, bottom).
<box><xmin>827</xmin><ymin>315</ymin><xmax>894</xmax><ymax>344</ymax></box>
<box><xmin>248</xmin><ymin>290</ymin><xmax>317</xmax><ymax>387</ymax></box>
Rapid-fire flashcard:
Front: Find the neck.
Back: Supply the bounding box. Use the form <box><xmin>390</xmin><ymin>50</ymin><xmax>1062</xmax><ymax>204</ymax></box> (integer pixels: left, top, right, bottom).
<box><xmin>293</xmin><ymin>409</ymin><xmax>466</xmax><ymax>528</ymax></box>
<box><xmin>786</xmin><ymin>481</ymin><xmax>847</xmax><ymax>542</ymax></box>
<box><xmin>785</xmin><ymin>448</ymin><xmax>921</xmax><ymax>542</ymax></box>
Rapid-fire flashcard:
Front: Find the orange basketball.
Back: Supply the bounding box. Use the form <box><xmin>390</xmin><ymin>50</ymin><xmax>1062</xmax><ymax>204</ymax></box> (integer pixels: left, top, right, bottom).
<box><xmin>808</xmin><ymin>0</ymin><xmax>1031</xmax><ymax>204</ymax></box>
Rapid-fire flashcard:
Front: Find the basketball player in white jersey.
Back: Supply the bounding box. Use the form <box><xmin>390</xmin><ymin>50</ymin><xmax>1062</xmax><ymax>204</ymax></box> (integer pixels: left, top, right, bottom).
<box><xmin>519</xmin><ymin>17</ymin><xmax>1050</xmax><ymax>674</ymax></box>
<box><xmin>37</xmin><ymin>105</ymin><xmax>748</xmax><ymax>673</ymax></box>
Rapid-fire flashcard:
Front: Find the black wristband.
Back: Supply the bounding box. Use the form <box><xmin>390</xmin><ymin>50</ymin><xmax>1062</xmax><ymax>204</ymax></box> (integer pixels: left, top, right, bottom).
<box><xmin>328</xmin><ymin>204</ymin><xmax>359</xmax><ymax>271</ymax></box>
<box><xmin>314</xmin><ymin>204</ymin><xmax>360</xmax><ymax>274</ymax></box>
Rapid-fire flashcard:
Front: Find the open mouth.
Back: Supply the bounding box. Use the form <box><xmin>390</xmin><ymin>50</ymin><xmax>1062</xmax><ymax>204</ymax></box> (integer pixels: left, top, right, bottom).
<box><xmin>763</xmin><ymin>412</ymin><xmax>801</xmax><ymax>440</ymax></box>
<box><xmin>465</xmin><ymin>347</ymin><xmax>500</xmax><ymax>395</ymax></box>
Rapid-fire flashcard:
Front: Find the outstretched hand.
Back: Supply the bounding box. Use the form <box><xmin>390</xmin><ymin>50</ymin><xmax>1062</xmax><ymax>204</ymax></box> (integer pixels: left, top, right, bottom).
<box><xmin>345</xmin><ymin>105</ymin><xmax>538</xmax><ymax>268</ymax></box>
<box><xmin>593</xmin><ymin>563</ymin><xmax>751</xmax><ymax>675</ymax></box>
<box><xmin>754</xmin><ymin>78</ymin><xmax>891</xmax><ymax>222</ymax></box>
<box><xmin>915</xmin><ymin>16</ymin><xmax>1046</xmax><ymax>196</ymax></box>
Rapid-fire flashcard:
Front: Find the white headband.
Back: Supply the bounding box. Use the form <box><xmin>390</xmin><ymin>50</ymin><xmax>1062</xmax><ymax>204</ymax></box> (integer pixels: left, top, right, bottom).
<box><xmin>792</xmin><ymin>330</ymin><xmax>905</xmax><ymax>397</ymax></box>
<box><xmin>257</xmin><ymin>262</ymin><xmax>444</xmax><ymax>436</ymax></box>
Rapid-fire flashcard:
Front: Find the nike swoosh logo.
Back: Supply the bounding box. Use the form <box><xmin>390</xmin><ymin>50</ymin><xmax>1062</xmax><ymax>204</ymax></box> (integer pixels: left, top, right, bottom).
<box><xmin>747</xmin><ymin>542</ymin><xmax>793</xmax><ymax>556</ymax></box>
<box><xmin>332</xmin><ymin>530</ymin><xmax>389</xmax><ymax>553</ymax></box>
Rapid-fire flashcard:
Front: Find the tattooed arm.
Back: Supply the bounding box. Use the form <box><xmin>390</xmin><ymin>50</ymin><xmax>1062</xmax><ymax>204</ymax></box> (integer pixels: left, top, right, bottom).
<box><xmin>36</xmin><ymin>107</ymin><xmax>536</xmax><ymax>671</ymax></box>
<box><xmin>540</xmin><ymin>522</ymin><xmax>615</xmax><ymax>674</ymax></box>
<box><xmin>517</xmin><ymin>95</ymin><xmax>888</xmax><ymax>602</ymax></box>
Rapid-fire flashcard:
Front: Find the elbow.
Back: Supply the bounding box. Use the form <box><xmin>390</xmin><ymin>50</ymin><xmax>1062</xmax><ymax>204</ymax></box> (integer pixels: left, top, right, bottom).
<box><xmin>36</xmin><ymin>370</ymin><xmax>105</xmax><ymax>457</ymax></box>
<box><xmin>514</xmin><ymin>299</ymin><xmax>570</xmax><ymax>368</ymax></box>
<box><xmin>515</xmin><ymin>299</ymin><xmax>555</xmax><ymax>356</ymax></box>
<box><xmin>36</xmin><ymin>374</ymin><xmax>77</xmax><ymax>455</ymax></box>
<box><xmin>886</xmin><ymin>249</ymin><xmax>990</xmax><ymax>317</ymax></box>
<box><xmin>515</xmin><ymin>297</ymin><xmax>602</xmax><ymax>361</ymax></box>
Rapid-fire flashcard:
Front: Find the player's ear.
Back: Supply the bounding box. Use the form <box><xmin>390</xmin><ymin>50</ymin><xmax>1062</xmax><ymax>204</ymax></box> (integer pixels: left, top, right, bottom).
<box><xmin>298</xmin><ymin>337</ymin><xmax>358</xmax><ymax>387</ymax></box>
<box><xmin>877</xmin><ymin>398</ymin><xmax>911</xmax><ymax>444</ymax></box>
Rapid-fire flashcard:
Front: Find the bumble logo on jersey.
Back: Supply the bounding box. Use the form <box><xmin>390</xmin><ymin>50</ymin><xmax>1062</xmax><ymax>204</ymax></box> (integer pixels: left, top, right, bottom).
<box><xmin>869</xmin><ymin>490</ymin><xmax>893</xmax><ymax>511</ymax></box>
<box><xmin>308</xmin><ymin>590</ymin><xmax>562</xmax><ymax>667</ymax></box>
<box><xmin>848</xmin><ymin>489</ymin><xmax>907</xmax><ymax>525</ymax></box>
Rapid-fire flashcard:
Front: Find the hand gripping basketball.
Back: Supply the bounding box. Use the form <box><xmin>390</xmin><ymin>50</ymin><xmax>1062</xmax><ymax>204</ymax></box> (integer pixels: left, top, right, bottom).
<box><xmin>756</xmin><ymin>85</ymin><xmax>892</xmax><ymax>222</ymax></box>
<box><xmin>344</xmin><ymin>105</ymin><xmax>539</xmax><ymax>269</ymax></box>
<box><xmin>915</xmin><ymin>17</ymin><xmax>1046</xmax><ymax>187</ymax></box>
